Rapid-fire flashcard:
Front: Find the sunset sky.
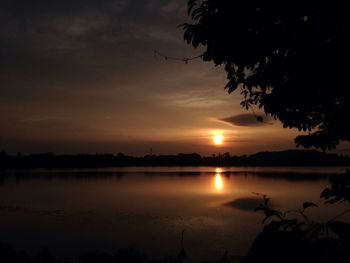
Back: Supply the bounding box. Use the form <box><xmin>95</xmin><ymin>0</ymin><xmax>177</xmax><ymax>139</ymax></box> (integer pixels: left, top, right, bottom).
<box><xmin>1</xmin><ymin>0</ymin><xmax>349</xmax><ymax>155</ymax></box>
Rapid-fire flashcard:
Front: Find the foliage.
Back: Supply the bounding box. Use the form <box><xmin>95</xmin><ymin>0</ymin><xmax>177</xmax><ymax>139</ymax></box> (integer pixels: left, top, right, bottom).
<box><xmin>321</xmin><ymin>170</ymin><xmax>350</xmax><ymax>204</ymax></box>
<box><xmin>244</xmin><ymin>192</ymin><xmax>350</xmax><ymax>263</ymax></box>
<box><xmin>183</xmin><ymin>0</ymin><xmax>350</xmax><ymax>150</ymax></box>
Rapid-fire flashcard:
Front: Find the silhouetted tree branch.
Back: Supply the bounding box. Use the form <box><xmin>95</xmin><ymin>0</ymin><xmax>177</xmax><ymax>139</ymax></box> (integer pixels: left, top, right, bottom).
<box><xmin>184</xmin><ymin>0</ymin><xmax>350</xmax><ymax>150</ymax></box>
<box><xmin>154</xmin><ymin>50</ymin><xmax>202</xmax><ymax>64</ymax></box>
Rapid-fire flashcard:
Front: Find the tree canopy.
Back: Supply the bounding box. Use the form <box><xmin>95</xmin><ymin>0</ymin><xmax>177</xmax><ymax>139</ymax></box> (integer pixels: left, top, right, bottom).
<box><xmin>183</xmin><ymin>0</ymin><xmax>349</xmax><ymax>150</ymax></box>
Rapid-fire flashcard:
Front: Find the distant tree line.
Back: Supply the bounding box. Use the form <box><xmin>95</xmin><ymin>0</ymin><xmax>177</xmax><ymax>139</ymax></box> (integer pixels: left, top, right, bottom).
<box><xmin>0</xmin><ymin>150</ymin><xmax>349</xmax><ymax>169</ymax></box>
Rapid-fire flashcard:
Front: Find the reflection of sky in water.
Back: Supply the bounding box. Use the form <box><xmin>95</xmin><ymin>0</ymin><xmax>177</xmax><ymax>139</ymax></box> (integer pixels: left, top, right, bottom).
<box><xmin>0</xmin><ymin>167</ymin><xmax>348</xmax><ymax>261</ymax></box>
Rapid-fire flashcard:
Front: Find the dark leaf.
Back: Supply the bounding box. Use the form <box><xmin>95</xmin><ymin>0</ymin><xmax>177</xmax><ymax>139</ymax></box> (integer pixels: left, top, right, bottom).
<box><xmin>320</xmin><ymin>188</ymin><xmax>331</xmax><ymax>199</ymax></box>
<box><xmin>225</xmin><ymin>79</ymin><xmax>238</xmax><ymax>93</ymax></box>
<box><xmin>302</xmin><ymin>202</ymin><xmax>318</xmax><ymax>210</ymax></box>
<box><xmin>325</xmin><ymin>196</ymin><xmax>343</xmax><ymax>204</ymax></box>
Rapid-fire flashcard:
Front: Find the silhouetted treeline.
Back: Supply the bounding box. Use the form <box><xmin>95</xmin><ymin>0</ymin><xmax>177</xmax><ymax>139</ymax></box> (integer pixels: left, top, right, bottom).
<box><xmin>0</xmin><ymin>150</ymin><xmax>349</xmax><ymax>169</ymax></box>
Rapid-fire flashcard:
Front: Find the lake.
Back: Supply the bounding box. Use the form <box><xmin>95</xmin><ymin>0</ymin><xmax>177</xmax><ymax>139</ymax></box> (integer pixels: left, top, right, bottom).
<box><xmin>0</xmin><ymin>167</ymin><xmax>349</xmax><ymax>261</ymax></box>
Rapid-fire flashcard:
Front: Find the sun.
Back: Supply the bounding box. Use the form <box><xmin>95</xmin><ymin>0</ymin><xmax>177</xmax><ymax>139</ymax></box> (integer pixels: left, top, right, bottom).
<box><xmin>213</xmin><ymin>134</ymin><xmax>224</xmax><ymax>145</ymax></box>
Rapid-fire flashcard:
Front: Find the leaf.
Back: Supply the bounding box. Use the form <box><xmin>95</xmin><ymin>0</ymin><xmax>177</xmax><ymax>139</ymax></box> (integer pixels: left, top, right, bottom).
<box><xmin>188</xmin><ymin>0</ymin><xmax>197</xmax><ymax>15</ymax></box>
<box><xmin>302</xmin><ymin>202</ymin><xmax>318</xmax><ymax>210</ymax></box>
<box><xmin>225</xmin><ymin>79</ymin><xmax>238</xmax><ymax>93</ymax></box>
<box><xmin>325</xmin><ymin>196</ymin><xmax>342</xmax><ymax>204</ymax></box>
<box><xmin>191</xmin><ymin>8</ymin><xmax>201</xmax><ymax>20</ymax></box>
<box><xmin>320</xmin><ymin>188</ymin><xmax>331</xmax><ymax>199</ymax></box>
<box><xmin>261</xmin><ymin>209</ymin><xmax>280</xmax><ymax>223</ymax></box>
<box><xmin>254</xmin><ymin>206</ymin><xmax>265</xmax><ymax>212</ymax></box>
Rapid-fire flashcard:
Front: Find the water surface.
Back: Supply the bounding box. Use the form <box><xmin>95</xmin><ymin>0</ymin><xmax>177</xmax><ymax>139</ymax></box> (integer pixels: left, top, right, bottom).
<box><xmin>0</xmin><ymin>167</ymin><xmax>348</xmax><ymax>261</ymax></box>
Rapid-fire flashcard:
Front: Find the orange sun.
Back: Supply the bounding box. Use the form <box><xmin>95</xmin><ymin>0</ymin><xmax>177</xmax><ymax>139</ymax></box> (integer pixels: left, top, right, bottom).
<box><xmin>213</xmin><ymin>134</ymin><xmax>224</xmax><ymax>145</ymax></box>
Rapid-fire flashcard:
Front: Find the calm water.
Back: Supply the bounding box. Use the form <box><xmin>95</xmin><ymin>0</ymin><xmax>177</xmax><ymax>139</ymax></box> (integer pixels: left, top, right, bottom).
<box><xmin>0</xmin><ymin>167</ymin><xmax>349</xmax><ymax>261</ymax></box>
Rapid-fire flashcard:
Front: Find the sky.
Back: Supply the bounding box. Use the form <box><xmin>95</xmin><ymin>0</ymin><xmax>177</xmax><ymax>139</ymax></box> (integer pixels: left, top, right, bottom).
<box><xmin>1</xmin><ymin>0</ymin><xmax>349</xmax><ymax>156</ymax></box>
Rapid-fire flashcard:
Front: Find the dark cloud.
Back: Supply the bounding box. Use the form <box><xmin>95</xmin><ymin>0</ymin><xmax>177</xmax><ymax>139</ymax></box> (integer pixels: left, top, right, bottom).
<box><xmin>219</xmin><ymin>114</ymin><xmax>267</xmax><ymax>127</ymax></box>
<box><xmin>0</xmin><ymin>0</ymin><xmax>190</xmax><ymax>100</ymax></box>
<box><xmin>1</xmin><ymin>0</ymin><xmax>129</xmax><ymax>17</ymax></box>
<box><xmin>0</xmin><ymin>0</ymin><xmax>187</xmax><ymax>66</ymax></box>
<box><xmin>0</xmin><ymin>0</ymin><xmax>185</xmax><ymax>43</ymax></box>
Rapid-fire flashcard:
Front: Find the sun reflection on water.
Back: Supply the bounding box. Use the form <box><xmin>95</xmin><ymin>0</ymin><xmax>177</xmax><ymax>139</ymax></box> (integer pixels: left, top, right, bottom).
<box><xmin>214</xmin><ymin>168</ymin><xmax>224</xmax><ymax>192</ymax></box>
<box><xmin>215</xmin><ymin>167</ymin><xmax>223</xmax><ymax>173</ymax></box>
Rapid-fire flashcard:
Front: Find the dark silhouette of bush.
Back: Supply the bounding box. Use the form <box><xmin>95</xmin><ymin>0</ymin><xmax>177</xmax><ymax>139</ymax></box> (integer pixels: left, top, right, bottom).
<box><xmin>241</xmin><ymin>173</ymin><xmax>350</xmax><ymax>263</ymax></box>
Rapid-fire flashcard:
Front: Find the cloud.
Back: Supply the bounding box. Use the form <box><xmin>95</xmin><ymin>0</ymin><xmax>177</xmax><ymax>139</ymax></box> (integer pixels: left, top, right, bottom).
<box><xmin>219</xmin><ymin>114</ymin><xmax>267</xmax><ymax>127</ymax></box>
<box><xmin>0</xmin><ymin>0</ymin><xmax>185</xmax><ymax>53</ymax></box>
<box><xmin>155</xmin><ymin>88</ymin><xmax>230</xmax><ymax>109</ymax></box>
